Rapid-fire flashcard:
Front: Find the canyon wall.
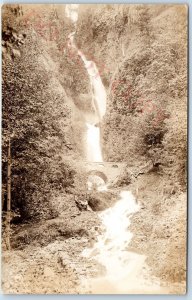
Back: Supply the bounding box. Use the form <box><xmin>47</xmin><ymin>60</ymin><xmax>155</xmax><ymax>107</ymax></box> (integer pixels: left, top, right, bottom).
<box><xmin>76</xmin><ymin>4</ymin><xmax>187</xmax><ymax>187</ymax></box>
<box><xmin>75</xmin><ymin>4</ymin><xmax>187</xmax><ymax>283</ymax></box>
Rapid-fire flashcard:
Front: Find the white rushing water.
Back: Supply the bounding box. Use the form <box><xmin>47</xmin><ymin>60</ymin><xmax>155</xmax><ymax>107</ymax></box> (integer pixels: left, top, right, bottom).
<box><xmin>65</xmin><ymin>4</ymin><xmax>79</xmax><ymax>23</ymax></box>
<box><xmin>81</xmin><ymin>191</ymin><xmax>149</xmax><ymax>293</ymax></box>
<box><xmin>66</xmin><ymin>4</ymin><xmax>106</xmax><ymax>163</ymax></box>
<box><xmin>68</xmin><ymin>33</ymin><xmax>106</xmax><ymax>162</ymax></box>
<box><xmin>79</xmin><ymin>54</ymin><xmax>107</xmax><ymax>120</ymax></box>
<box><xmin>82</xmin><ymin>191</ymin><xmax>140</xmax><ymax>266</ymax></box>
<box><xmin>82</xmin><ymin>191</ymin><xmax>163</xmax><ymax>294</ymax></box>
<box><xmin>86</xmin><ymin>123</ymin><xmax>103</xmax><ymax>162</ymax></box>
<box><xmin>65</xmin><ymin>6</ymin><xmax>163</xmax><ymax>294</ymax></box>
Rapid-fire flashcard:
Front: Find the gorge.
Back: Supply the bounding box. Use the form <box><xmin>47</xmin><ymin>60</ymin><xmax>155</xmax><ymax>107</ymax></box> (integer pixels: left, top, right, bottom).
<box><xmin>2</xmin><ymin>4</ymin><xmax>187</xmax><ymax>295</ymax></box>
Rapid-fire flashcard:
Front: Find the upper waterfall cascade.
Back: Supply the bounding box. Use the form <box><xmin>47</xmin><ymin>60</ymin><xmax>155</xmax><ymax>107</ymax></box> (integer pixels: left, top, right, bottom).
<box><xmin>66</xmin><ymin>4</ymin><xmax>106</xmax><ymax>163</ymax></box>
<box><xmin>68</xmin><ymin>32</ymin><xmax>106</xmax><ymax>162</ymax></box>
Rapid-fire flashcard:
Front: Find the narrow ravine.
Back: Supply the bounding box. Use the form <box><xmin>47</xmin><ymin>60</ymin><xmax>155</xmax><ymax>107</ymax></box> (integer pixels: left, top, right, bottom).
<box><xmin>2</xmin><ymin>4</ymin><xmax>186</xmax><ymax>295</ymax></box>
<box><xmin>65</xmin><ymin>5</ymin><xmax>168</xmax><ymax>294</ymax></box>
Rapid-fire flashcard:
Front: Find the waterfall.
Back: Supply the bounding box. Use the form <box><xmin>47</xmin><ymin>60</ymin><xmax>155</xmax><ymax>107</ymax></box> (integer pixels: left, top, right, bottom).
<box><xmin>65</xmin><ymin>6</ymin><xmax>162</xmax><ymax>294</ymax></box>
<box><xmin>66</xmin><ymin>3</ymin><xmax>106</xmax><ymax>163</ymax></box>
<box><xmin>68</xmin><ymin>32</ymin><xmax>106</xmax><ymax>162</ymax></box>
<box><xmin>86</xmin><ymin>123</ymin><xmax>103</xmax><ymax>162</ymax></box>
<box><xmin>82</xmin><ymin>55</ymin><xmax>106</xmax><ymax>162</ymax></box>
<box><xmin>65</xmin><ymin>6</ymin><xmax>141</xmax><ymax>282</ymax></box>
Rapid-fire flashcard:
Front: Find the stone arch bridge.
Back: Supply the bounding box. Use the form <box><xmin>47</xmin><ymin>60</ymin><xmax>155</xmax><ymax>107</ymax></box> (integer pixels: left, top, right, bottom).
<box><xmin>84</xmin><ymin>161</ymin><xmax>127</xmax><ymax>185</ymax></box>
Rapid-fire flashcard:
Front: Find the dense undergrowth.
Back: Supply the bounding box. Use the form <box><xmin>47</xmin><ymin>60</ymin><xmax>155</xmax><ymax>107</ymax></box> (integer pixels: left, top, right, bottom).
<box><xmin>2</xmin><ymin>4</ymin><xmax>187</xmax><ymax>287</ymax></box>
<box><xmin>2</xmin><ymin>5</ymin><xmax>87</xmax><ymax>221</ymax></box>
<box><xmin>76</xmin><ymin>4</ymin><xmax>187</xmax><ymax>189</ymax></box>
<box><xmin>75</xmin><ymin>4</ymin><xmax>187</xmax><ymax>284</ymax></box>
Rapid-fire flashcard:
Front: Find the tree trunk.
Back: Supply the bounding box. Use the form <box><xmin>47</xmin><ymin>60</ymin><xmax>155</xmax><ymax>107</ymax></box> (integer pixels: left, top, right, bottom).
<box><xmin>1</xmin><ymin>185</ymin><xmax>5</xmax><ymax>211</ymax></box>
<box><xmin>6</xmin><ymin>137</ymin><xmax>11</xmax><ymax>250</ymax></box>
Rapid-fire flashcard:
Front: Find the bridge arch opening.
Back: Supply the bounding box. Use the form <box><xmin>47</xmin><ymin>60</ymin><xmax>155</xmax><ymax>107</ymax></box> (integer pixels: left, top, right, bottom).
<box><xmin>87</xmin><ymin>170</ymin><xmax>108</xmax><ymax>192</ymax></box>
<box><xmin>87</xmin><ymin>170</ymin><xmax>108</xmax><ymax>183</ymax></box>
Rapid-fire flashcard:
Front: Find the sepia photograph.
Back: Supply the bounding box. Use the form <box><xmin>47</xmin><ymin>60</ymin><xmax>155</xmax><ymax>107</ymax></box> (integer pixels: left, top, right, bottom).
<box><xmin>1</xmin><ymin>3</ymin><xmax>187</xmax><ymax>294</ymax></box>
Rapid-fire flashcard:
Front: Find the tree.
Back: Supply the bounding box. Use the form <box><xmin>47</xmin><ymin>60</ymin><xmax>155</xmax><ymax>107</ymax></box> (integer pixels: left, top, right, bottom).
<box><xmin>2</xmin><ymin>5</ymin><xmax>78</xmax><ymax>223</ymax></box>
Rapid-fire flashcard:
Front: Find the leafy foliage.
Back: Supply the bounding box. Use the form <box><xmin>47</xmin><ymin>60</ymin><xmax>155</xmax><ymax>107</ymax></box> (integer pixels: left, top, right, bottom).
<box><xmin>2</xmin><ymin>5</ymin><xmax>81</xmax><ymax>220</ymax></box>
<box><xmin>77</xmin><ymin>5</ymin><xmax>187</xmax><ymax>189</ymax></box>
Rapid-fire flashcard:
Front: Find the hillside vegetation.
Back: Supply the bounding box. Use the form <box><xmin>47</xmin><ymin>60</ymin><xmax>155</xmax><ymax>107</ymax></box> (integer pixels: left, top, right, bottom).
<box><xmin>2</xmin><ymin>5</ymin><xmax>88</xmax><ymax>221</ymax></box>
<box><xmin>2</xmin><ymin>4</ymin><xmax>187</xmax><ymax>293</ymax></box>
<box><xmin>75</xmin><ymin>4</ymin><xmax>187</xmax><ymax>284</ymax></box>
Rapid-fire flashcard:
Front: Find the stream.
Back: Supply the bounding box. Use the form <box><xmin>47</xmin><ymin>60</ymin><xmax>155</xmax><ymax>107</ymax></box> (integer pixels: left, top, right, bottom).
<box><xmin>65</xmin><ymin>5</ymin><xmax>167</xmax><ymax>294</ymax></box>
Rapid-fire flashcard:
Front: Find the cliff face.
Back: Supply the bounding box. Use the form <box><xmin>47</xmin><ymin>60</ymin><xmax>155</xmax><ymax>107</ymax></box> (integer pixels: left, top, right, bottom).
<box><xmin>76</xmin><ymin>4</ymin><xmax>187</xmax><ymax>185</ymax></box>
<box><xmin>75</xmin><ymin>4</ymin><xmax>187</xmax><ymax>284</ymax></box>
